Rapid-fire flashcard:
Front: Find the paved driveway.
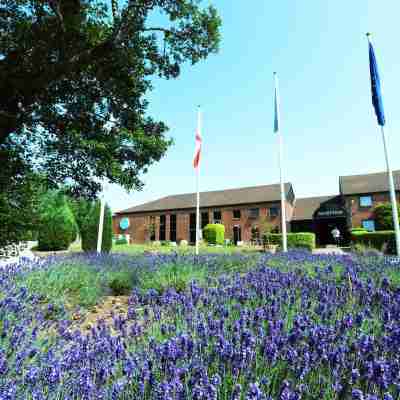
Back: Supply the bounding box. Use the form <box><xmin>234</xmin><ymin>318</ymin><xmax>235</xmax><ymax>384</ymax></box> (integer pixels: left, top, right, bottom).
<box><xmin>312</xmin><ymin>247</ymin><xmax>346</xmax><ymax>255</ymax></box>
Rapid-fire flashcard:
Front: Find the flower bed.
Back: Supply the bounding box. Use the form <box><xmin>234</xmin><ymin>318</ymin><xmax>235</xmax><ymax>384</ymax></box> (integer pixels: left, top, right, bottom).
<box><xmin>1</xmin><ymin>251</ymin><xmax>400</xmax><ymax>398</ymax></box>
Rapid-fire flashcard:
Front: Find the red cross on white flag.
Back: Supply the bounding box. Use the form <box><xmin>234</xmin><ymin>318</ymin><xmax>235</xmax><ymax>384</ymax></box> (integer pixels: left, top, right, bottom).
<box><xmin>193</xmin><ymin>128</ymin><xmax>202</xmax><ymax>169</ymax></box>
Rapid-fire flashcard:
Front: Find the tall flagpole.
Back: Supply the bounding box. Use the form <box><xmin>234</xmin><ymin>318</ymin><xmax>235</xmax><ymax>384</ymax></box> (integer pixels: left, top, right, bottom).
<box><xmin>274</xmin><ymin>73</ymin><xmax>288</xmax><ymax>252</ymax></box>
<box><xmin>195</xmin><ymin>107</ymin><xmax>202</xmax><ymax>256</ymax></box>
<box><xmin>367</xmin><ymin>33</ymin><xmax>400</xmax><ymax>255</ymax></box>
<box><xmin>97</xmin><ymin>191</ymin><xmax>105</xmax><ymax>253</ymax></box>
<box><xmin>380</xmin><ymin>126</ymin><xmax>400</xmax><ymax>255</ymax></box>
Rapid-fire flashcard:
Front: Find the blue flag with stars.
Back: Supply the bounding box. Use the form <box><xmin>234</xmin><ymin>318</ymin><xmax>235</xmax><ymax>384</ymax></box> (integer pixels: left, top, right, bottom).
<box><xmin>368</xmin><ymin>39</ymin><xmax>386</xmax><ymax>126</ymax></box>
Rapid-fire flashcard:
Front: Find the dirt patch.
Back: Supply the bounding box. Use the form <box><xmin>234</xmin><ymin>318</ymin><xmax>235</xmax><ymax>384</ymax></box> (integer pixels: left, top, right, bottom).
<box><xmin>70</xmin><ymin>295</ymin><xmax>132</xmax><ymax>333</ymax></box>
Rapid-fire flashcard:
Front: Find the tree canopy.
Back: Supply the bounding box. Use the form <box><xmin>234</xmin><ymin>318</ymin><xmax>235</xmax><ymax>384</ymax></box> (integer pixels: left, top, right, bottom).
<box><xmin>0</xmin><ymin>0</ymin><xmax>221</xmax><ymax>197</ymax></box>
<box><xmin>374</xmin><ymin>203</ymin><xmax>400</xmax><ymax>231</ymax></box>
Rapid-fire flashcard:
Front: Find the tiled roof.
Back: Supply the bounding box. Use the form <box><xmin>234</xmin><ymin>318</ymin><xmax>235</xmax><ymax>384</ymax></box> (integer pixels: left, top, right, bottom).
<box><xmin>117</xmin><ymin>183</ymin><xmax>293</xmax><ymax>214</ymax></box>
<box><xmin>292</xmin><ymin>195</ymin><xmax>339</xmax><ymax>221</ymax></box>
<box><xmin>340</xmin><ymin>170</ymin><xmax>400</xmax><ymax>195</ymax></box>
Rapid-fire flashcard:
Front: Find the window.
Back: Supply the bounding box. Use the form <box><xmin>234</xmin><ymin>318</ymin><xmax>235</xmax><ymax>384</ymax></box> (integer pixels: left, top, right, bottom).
<box><xmin>233</xmin><ymin>209</ymin><xmax>241</xmax><ymax>219</ymax></box>
<box><xmin>150</xmin><ymin>216</ymin><xmax>156</xmax><ymax>241</ymax></box>
<box><xmin>248</xmin><ymin>208</ymin><xmax>260</xmax><ymax>219</ymax></box>
<box><xmin>159</xmin><ymin>215</ymin><xmax>166</xmax><ymax>241</ymax></box>
<box><xmin>362</xmin><ymin>219</ymin><xmax>375</xmax><ymax>232</ymax></box>
<box><xmin>359</xmin><ymin>195</ymin><xmax>373</xmax><ymax>208</ymax></box>
<box><xmin>213</xmin><ymin>210</ymin><xmax>222</xmax><ymax>223</ymax></box>
<box><xmin>170</xmin><ymin>215</ymin><xmax>177</xmax><ymax>242</ymax></box>
<box><xmin>269</xmin><ymin>207</ymin><xmax>279</xmax><ymax>217</ymax></box>
<box><xmin>201</xmin><ymin>212</ymin><xmax>209</xmax><ymax>229</ymax></box>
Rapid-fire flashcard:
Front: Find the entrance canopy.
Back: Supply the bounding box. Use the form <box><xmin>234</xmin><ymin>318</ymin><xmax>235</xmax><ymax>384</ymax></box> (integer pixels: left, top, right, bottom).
<box><xmin>291</xmin><ymin>195</ymin><xmax>348</xmax><ymax>245</ymax></box>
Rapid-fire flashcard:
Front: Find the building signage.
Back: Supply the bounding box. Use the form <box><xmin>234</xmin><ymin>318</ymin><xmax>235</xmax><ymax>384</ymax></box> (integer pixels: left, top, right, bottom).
<box><xmin>315</xmin><ymin>208</ymin><xmax>346</xmax><ymax>218</ymax></box>
<box><xmin>119</xmin><ymin>218</ymin><xmax>130</xmax><ymax>230</ymax></box>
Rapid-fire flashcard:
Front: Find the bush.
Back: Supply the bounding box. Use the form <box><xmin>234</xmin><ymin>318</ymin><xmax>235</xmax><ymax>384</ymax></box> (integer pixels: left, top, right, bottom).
<box><xmin>38</xmin><ymin>194</ymin><xmax>77</xmax><ymax>251</ymax></box>
<box><xmin>350</xmin><ymin>227</ymin><xmax>368</xmax><ymax>234</ymax></box>
<box><xmin>107</xmin><ymin>271</ymin><xmax>138</xmax><ymax>296</ymax></box>
<box><xmin>115</xmin><ymin>237</ymin><xmax>128</xmax><ymax>245</ymax></box>
<box><xmin>203</xmin><ymin>224</ymin><xmax>225</xmax><ymax>245</ymax></box>
<box><xmin>263</xmin><ymin>232</ymin><xmax>316</xmax><ymax>251</ymax></box>
<box><xmin>81</xmin><ymin>201</ymin><xmax>113</xmax><ymax>253</ymax></box>
<box><xmin>351</xmin><ymin>230</ymin><xmax>396</xmax><ymax>255</ymax></box>
<box><xmin>374</xmin><ymin>203</ymin><xmax>400</xmax><ymax>231</ymax></box>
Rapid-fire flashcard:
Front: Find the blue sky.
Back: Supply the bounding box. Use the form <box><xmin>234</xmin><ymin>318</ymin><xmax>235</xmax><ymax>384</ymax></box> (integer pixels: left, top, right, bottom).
<box><xmin>105</xmin><ymin>1</ymin><xmax>400</xmax><ymax>213</ymax></box>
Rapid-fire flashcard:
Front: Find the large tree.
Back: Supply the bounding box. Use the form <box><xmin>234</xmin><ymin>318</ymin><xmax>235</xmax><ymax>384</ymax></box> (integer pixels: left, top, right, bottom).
<box><xmin>0</xmin><ymin>0</ymin><xmax>221</xmax><ymax>196</ymax></box>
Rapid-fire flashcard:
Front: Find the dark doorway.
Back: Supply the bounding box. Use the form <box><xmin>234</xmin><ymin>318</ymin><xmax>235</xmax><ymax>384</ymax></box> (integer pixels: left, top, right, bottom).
<box><xmin>189</xmin><ymin>213</ymin><xmax>196</xmax><ymax>244</ymax></box>
<box><xmin>201</xmin><ymin>212</ymin><xmax>209</xmax><ymax>229</ymax></box>
<box><xmin>170</xmin><ymin>215</ymin><xmax>177</xmax><ymax>243</ymax></box>
<box><xmin>159</xmin><ymin>215</ymin><xmax>166</xmax><ymax>241</ymax></box>
<box><xmin>233</xmin><ymin>225</ymin><xmax>242</xmax><ymax>245</ymax></box>
<box><xmin>314</xmin><ymin>217</ymin><xmax>348</xmax><ymax>246</ymax></box>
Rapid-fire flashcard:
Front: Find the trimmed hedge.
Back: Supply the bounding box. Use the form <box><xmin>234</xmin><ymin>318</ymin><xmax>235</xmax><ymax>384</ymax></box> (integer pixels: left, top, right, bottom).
<box><xmin>350</xmin><ymin>227</ymin><xmax>368</xmax><ymax>234</ymax></box>
<box><xmin>115</xmin><ymin>237</ymin><xmax>128</xmax><ymax>245</ymax></box>
<box><xmin>263</xmin><ymin>232</ymin><xmax>316</xmax><ymax>251</ymax></box>
<box><xmin>203</xmin><ymin>224</ymin><xmax>225</xmax><ymax>245</ymax></box>
<box><xmin>38</xmin><ymin>195</ymin><xmax>77</xmax><ymax>251</ymax></box>
<box><xmin>351</xmin><ymin>230</ymin><xmax>396</xmax><ymax>254</ymax></box>
<box><xmin>81</xmin><ymin>201</ymin><xmax>113</xmax><ymax>253</ymax></box>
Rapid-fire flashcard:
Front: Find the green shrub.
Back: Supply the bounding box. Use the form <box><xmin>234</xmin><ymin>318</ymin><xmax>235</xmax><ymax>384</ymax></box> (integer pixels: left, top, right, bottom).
<box><xmin>374</xmin><ymin>203</ymin><xmax>400</xmax><ymax>231</ymax></box>
<box><xmin>81</xmin><ymin>201</ymin><xmax>113</xmax><ymax>253</ymax></box>
<box><xmin>263</xmin><ymin>232</ymin><xmax>316</xmax><ymax>251</ymax></box>
<box><xmin>115</xmin><ymin>237</ymin><xmax>128</xmax><ymax>245</ymax></box>
<box><xmin>350</xmin><ymin>227</ymin><xmax>368</xmax><ymax>233</ymax></box>
<box><xmin>107</xmin><ymin>270</ymin><xmax>138</xmax><ymax>296</ymax></box>
<box><xmin>203</xmin><ymin>224</ymin><xmax>225</xmax><ymax>245</ymax></box>
<box><xmin>160</xmin><ymin>241</ymin><xmax>171</xmax><ymax>247</ymax></box>
<box><xmin>38</xmin><ymin>194</ymin><xmax>77</xmax><ymax>251</ymax></box>
<box><xmin>351</xmin><ymin>230</ymin><xmax>396</xmax><ymax>254</ymax></box>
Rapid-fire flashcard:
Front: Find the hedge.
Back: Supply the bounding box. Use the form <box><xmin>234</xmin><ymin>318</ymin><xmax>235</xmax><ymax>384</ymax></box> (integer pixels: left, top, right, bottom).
<box><xmin>263</xmin><ymin>232</ymin><xmax>316</xmax><ymax>251</ymax></box>
<box><xmin>38</xmin><ymin>195</ymin><xmax>77</xmax><ymax>251</ymax></box>
<box><xmin>81</xmin><ymin>201</ymin><xmax>113</xmax><ymax>253</ymax></box>
<box><xmin>203</xmin><ymin>224</ymin><xmax>225</xmax><ymax>245</ymax></box>
<box><xmin>351</xmin><ymin>230</ymin><xmax>396</xmax><ymax>254</ymax></box>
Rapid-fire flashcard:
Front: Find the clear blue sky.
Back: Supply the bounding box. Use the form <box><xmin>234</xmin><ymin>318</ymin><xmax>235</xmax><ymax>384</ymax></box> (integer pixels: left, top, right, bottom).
<box><xmin>105</xmin><ymin>1</ymin><xmax>400</xmax><ymax>213</ymax></box>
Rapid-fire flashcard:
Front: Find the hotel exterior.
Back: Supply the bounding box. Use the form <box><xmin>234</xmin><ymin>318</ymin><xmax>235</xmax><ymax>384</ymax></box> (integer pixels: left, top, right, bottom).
<box><xmin>113</xmin><ymin>170</ymin><xmax>400</xmax><ymax>246</ymax></box>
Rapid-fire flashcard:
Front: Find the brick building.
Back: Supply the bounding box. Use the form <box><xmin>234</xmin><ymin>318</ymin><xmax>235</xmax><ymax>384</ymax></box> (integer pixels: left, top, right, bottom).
<box><xmin>113</xmin><ymin>170</ymin><xmax>400</xmax><ymax>246</ymax></box>
<box><xmin>113</xmin><ymin>183</ymin><xmax>295</xmax><ymax>245</ymax></box>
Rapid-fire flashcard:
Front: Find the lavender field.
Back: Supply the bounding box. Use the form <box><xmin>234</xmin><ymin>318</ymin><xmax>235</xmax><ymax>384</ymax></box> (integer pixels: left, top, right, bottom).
<box><xmin>1</xmin><ymin>251</ymin><xmax>400</xmax><ymax>399</ymax></box>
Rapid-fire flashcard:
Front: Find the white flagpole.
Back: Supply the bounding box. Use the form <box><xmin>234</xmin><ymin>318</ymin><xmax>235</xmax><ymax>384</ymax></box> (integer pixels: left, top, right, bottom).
<box><xmin>195</xmin><ymin>107</ymin><xmax>201</xmax><ymax>256</ymax></box>
<box><xmin>380</xmin><ymin>126</ymin><xmax>400</xmax><ymax>255</ymax></box>
<box><xmin>97</xmin><ymin>191</ymin><xmax>105</xmax><ymax>253</ymax></box>
<box><xmin>274</xmin><ymin>73</ymin><xmax>288</xmax><ymax>252</ymax></box>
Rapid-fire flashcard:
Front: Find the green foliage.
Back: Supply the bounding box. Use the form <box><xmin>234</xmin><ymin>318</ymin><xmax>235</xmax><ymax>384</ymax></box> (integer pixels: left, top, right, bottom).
<box><xmin>203</xmin><ymin>224</ymin><xmax>225</xmax><ymax>245</ymax></box>
<box><xmin>0</xmin><ymin>147</ymin><xmax>44</xmax><ymax>248</ymax></box>
<box><xmin>374</xmin><ymin>203</ymin><xmax>400</xmax><ymax>230</ymax></box>
<box><xmin>115</xmin><ymin>237</ymin><xmax>128</xmax><ymax>245</ymax></box>
<box><xmin>108</xmin><ymin>270</ymin><xmax>138</xmax><ymax>296</ymax></box>
<box><xmin>81</xmin><ymin>201</ymin><xmax>113</xmax><ymax>253</ymax></box>
<box><xmin>67</xmin><ymin>197</ymin><xmax>92</xmax><ymax>235</ymax></box>
<box><xmin>350</xmin><ymin>227</ymin><xmax>368</xmax><ymax>233</ymax></box>
<box><xmin>21</xmin><ymin>263</ymin><xmax>104</xmax><ymax>309</ymax></box>
<box><xmin>263</xmin><ymin>232</ymin><xmax>316</xmax><ymax>251</ymax></box>
<box><xmin>351</xmin><ymin>230</ymin><xmax>396</xmax><ymax>254</ymax></box>
<box><xmin>38</xmin><ymin>193</ymin><xmax>77</xmax><ymax>251</ymax></box>
<box><xmin>0</xmin><ymin>1</ymin><xmax>221</xmax><ymax>198</ymax></box>
<box><xmin>140</xmin><ymin>263</ymin><xmax>208</xmax><ymax>295</ymax></box>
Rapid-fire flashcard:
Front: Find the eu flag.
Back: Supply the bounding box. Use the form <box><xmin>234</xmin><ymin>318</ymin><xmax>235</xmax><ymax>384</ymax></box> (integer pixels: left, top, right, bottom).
<box><xmin>368</xmin><ymin>39</ymin><xmax>386</xmax><ymax>126</ymax></box>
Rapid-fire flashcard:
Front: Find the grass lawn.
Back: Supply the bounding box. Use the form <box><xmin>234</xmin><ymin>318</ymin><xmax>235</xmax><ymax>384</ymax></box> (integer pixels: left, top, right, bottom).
<box><xmin>69</xmin><ymin>241</ymin><xmax>263</xmax><ymax>255</ymax></box>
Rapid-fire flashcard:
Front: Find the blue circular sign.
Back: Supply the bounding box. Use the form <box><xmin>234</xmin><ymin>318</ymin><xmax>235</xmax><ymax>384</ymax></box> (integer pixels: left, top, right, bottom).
<box><xmin>119</xmin><ymin>218</ymin><xmax>130</xmax><ymax>230</ymax></box>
